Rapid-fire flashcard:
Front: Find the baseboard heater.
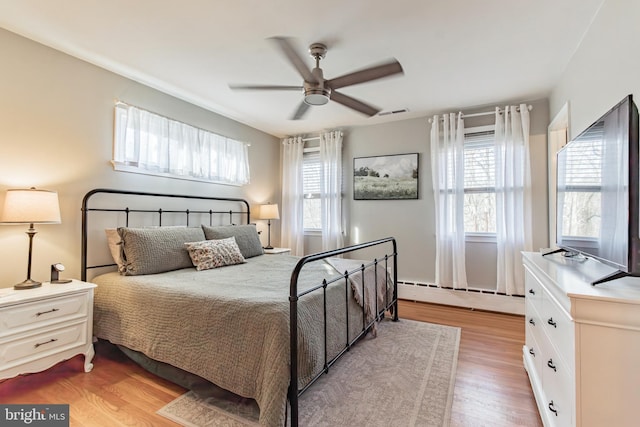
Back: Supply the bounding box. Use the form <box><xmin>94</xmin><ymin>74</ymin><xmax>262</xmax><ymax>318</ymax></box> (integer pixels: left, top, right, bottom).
<box><xmin>398</xmin><ymin>280</ymin><xmax>525</xmax><ymax>315</ymax></box>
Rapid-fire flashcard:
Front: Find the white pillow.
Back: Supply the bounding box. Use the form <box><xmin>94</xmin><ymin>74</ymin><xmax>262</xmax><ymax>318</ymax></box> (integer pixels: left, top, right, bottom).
<box><xmin>105</xmin><ymin>228</ymin><xmax>124</xmax><ymax>271</ymax></box>
<box><xmin>184</xmin><ymin>238</ymin><xmax>246</xmax><ymax>271</ymax></box>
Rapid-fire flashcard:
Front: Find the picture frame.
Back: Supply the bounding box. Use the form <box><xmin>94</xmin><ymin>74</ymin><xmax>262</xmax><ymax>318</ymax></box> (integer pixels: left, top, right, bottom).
<box><xmin>353</xmin><ymin>153</ymin><xmax>419</xmax><ymax>200</ymax></box>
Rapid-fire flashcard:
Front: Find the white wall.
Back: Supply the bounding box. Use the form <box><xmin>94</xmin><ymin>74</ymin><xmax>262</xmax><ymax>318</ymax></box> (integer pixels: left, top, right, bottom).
<box><xmin>550</xmin><ymin>0</ymin><xmax>640</xmax><ymax>137</ymax></box>
<box><xmin>0</xmin><ymin>29</ymin><xmax>281</xmax><ymax>288</ymax></box>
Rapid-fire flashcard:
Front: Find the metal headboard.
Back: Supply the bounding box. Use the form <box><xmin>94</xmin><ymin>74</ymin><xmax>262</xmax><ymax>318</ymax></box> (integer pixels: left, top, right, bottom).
<box><xmin>81</xmin><ymin>188</ymin><xmax>251</xmax><ymax>281</ymax></box>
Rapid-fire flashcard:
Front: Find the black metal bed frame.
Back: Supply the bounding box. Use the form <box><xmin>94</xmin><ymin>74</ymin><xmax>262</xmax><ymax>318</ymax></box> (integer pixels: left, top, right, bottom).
<box><xmin>81</xmin><ymin>188</ymin><xmax>398</xmax><ymax>427</ymax></box>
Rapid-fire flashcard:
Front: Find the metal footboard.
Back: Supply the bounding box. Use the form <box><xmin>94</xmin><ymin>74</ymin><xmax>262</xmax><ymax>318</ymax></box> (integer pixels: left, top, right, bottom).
<box><xmin>288</xmin><ymin>237</ymin><xmax>399</xmax><ymax>426</ymax></box>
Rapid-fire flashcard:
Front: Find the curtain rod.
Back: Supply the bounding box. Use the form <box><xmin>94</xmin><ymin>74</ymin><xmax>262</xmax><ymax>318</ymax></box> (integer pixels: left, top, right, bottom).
<box><xmin>283</xmin><ymin>130</ymin><xmax>343</xmax><ymax>143</ymax></box>
<box><xmin>428</xmin><ymin>104</ymin><xmax>533</xmax><ymax>123</ymax></box>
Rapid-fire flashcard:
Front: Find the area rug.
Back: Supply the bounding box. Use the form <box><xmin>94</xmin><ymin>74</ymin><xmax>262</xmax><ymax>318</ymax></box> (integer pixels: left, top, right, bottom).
<box><xmin>157</xmin><ymin>318</ymin><xmax>460</xmax><ymax>427</ymax></box>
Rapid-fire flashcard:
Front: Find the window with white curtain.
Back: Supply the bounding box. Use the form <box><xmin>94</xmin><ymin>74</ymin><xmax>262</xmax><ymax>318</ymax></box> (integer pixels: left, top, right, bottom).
<box><xmin>113</xmin><ymin>103</ymin><xmax>250</xmax><ymax>185</ymax></box>
<box><xmin>464</xmin><ymin>125</ymin><xmax>496</xmax><ymax>235</ymax></box>
<box><xmin>302</xmin><ymin>147</ymin><xmax>321</xmax><ymax>230</ymax></box>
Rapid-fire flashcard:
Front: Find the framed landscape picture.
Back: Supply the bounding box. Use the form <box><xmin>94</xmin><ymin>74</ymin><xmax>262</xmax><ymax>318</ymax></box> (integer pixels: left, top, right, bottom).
<box><xmin>353</xmin><ymin>153</ymin><xmax>419</xmax><ymax>200</ymax></box>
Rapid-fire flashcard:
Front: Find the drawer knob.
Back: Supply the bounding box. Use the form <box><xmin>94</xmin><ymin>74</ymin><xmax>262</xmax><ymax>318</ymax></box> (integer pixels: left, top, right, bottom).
<box><xmin>36</xmin><ymin>308</ymin><xmax>60</xmax><ymax>317</ymax></box>
<box><xmin>548</xmin><ymin>400</ymin><xmax>558</xmax><ymax>416</ymax></box>
<box><xmin>34</xmin><ymin>338</ymin><xmax>58</xmax><ymax>348</ymax></box>
<box><xmin>529</xmin><ymin>348</ymin><xmax>535</xmax><ymax>357</ymax></box>
<box><xmin>547</xmin><ymin>359</ymin><xmax>557</xmax><ymax>372</ymax></box>
<box><xmin>547</xmin><ymin>318</ymin><xmax>557</xmax><ymax>328</ymax></box>
<box><xmin>529</xmin><ymin>318</ymin><xmax>536</xmax><ymax>326</ymax></box>
<box><xmin>528</xmin><ymin>288</ymin><xmax>535</xmax><ymax>295</ymax></box>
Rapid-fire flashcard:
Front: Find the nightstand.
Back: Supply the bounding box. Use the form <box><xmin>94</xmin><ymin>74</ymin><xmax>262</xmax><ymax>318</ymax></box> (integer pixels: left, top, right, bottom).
<box><xmin>0</xmin><ymin>280</ymin><xmax>97</xmax><ymax>380</ymax></box>
<box><xmin>263</xmin><ymin>247</ymin><xmax>291</xmax><ymax>255</ymax></box>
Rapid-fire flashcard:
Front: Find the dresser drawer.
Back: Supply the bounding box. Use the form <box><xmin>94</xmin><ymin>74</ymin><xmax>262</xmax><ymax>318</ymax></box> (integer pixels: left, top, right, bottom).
<box><xmin>525</xmin><ymin>269</ymin><xmax>544</xmax><ymax>312</ymax></box>
<box><xmin>542</xmin><ymin>348</ymin><xmax>574</xmax><ymax>427</ymax></box>
<box><xmin>524</xmin><ymin>324</ymin><xmax>543</xmax><ymax>383</ymax></box>
<box><xmin>541</xmin><ymin>293</ymin><xmax>574</xmax><ymax>368</ymax></box>
<box><xmin>526</xmin><ymin>300</ymin><xmax>545</xmax><ymax>353</ymax></box>
<box><xmin>0</xmin><ymin>292</ymin><xmax>89</xmax><ymax>337</ymax></box>
<box><xmin>0</xmin><ymin>322</ymin><xmax>88</xmax><ymax>368</ymax></box>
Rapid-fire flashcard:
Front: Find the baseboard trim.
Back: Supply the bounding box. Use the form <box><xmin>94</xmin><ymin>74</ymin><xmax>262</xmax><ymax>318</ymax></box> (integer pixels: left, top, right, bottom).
<box><xmin>398</xmin><ymin>282</ymin><xmax>525</xmax><ymax>315</ymax></box>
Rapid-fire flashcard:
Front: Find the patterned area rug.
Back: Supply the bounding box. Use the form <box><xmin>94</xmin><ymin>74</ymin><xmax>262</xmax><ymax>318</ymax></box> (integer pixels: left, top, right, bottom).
<box><xmin>157</xmin><ymin>318</ymin><xmax>460</xmax><ymax>427</ymax></box>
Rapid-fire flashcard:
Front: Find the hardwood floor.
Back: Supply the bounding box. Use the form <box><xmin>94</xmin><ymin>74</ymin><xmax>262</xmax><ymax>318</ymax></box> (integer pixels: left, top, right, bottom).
<box><xmin>0</xmin><ymin>300</ymin><xmax>542</xmax><ymax>426</ymax></box>
<box><xmin>398</xmin><ymin>300</ymin><xmax>542</xmax><ymax>427</ymax></box>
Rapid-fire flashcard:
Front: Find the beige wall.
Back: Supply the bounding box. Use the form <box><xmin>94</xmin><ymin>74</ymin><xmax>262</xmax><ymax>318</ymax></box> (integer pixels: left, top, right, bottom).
<box><xmin>0</xmin><ymin>29</ymin><xmax>280</xmax><ymax>288</ymax></box>
<box><xmin>339</xmin><ymin>99</ymin><xmax>550</xmax><ymax>289</ymax></box>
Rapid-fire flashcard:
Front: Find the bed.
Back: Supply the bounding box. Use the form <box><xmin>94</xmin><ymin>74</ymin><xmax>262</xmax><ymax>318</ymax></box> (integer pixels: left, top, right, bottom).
<box><xmin>81</xmin><ymin>188</ymin><xmax>398</xmax><ymax>427</ymax></box>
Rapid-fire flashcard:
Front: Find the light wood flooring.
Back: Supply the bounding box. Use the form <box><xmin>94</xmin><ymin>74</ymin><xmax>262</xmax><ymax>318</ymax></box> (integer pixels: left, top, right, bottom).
<box><xmin>0</xmin><ymin>300</ymin><xmax>542</xmax><ymax>426</ymax></box>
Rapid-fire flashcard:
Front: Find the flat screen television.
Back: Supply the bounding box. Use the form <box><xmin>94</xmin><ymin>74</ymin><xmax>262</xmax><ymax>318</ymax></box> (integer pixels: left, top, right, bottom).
<box><xmin>552</xmin><ymin>94</ymin><xmax>639</xmax><ymax>285</ymax></box>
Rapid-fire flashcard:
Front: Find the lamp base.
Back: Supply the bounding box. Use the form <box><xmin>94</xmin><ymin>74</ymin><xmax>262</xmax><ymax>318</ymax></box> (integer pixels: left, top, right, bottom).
<box><xmin>14</xmin><ymin>279</ymin><xmax>42</xmax><ymax>290</ymax></box>
<box><xmin>264</xmin><ymin>245</ymin><xmax>274</xmax><ymax>250</ymax></box>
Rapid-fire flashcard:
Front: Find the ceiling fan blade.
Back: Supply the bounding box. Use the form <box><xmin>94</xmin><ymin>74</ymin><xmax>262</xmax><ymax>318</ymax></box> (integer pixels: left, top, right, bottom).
<box><xmin>326</xmin><ymin>59</ymin><xmax>403</xmax><ymax>90</ymax></box>
<box><xmin>269</xmin><ymin>37</ymin><xmax>318</xmax><ymax>84</ymax></box>
<box><xmin>330</xmin><ymin>91</ymin><xmax>380</xmax><ymax>116</ymax></box>
<box><xmin>229</xmin><ymin>84</ymin><xmax>303</xmax><ymax>91</ymax></box>
<box><xmin>291</xmin><ymin>101</ymin><xmax>311</xmax><ymax>120</ymax></box>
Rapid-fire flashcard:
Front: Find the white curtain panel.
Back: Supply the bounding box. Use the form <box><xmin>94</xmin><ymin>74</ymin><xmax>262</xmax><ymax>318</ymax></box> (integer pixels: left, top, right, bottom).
<box><xmin>113</xmin><ymin>104</ymin><xmax>250</xmax><ymax>185</ymax></box>
<box><xmin>319</xmin><ymin>130</ymin><xmax>344</xmax><ymax>251</ymax></box>
<box><xmin>495</xmin><ymin>105</ymin><xmax>533</xmax><ymax>295</ymax></box>
<box><xmin>430</xmin><ymin>113</ymin><xmax>468</xmax><ymax>289</ymax></box>
<box><xmin>281</xmin><ymin>136</ymin><xmax>305</xmax><ymax>255</ymax></box>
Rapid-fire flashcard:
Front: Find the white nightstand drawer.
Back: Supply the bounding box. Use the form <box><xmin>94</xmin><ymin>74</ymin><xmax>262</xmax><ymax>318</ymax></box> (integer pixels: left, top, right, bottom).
<box><xmin>0</xmin><ymin>281</ymin><xmax>96</xmax><ymax>380</ymax></box>
<box><xmin>0</xmin><ymin>322</ymin><xmax>88</xmax><ymax>368</ymax></box>
<box><xmin>0</xmin><ymin>293</ymin><xmax>89</xmax><ymax>337</ymax></box>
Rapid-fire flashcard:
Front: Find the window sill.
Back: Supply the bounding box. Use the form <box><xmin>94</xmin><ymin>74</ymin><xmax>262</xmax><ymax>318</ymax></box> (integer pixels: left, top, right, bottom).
<box><xmin>111</xmin><ymin>161</ymin><xmax>245</xmax><ymax>187</ymax></box>
<box><xmin>465</xmin><ymin>233</ymin><xmax>496</xmax><ymax>243</ymax></box>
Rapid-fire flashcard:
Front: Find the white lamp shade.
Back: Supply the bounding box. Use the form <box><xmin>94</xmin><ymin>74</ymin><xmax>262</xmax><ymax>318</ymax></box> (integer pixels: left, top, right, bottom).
<box><xmin>259</xmin><ymin>204</ymin><xmax>279</xmax><ymax>220</ymax></box>
<box><xmin>1</xmin><ymin>188</ymin><xmax>61</xmax><ymax>224</ymax></box>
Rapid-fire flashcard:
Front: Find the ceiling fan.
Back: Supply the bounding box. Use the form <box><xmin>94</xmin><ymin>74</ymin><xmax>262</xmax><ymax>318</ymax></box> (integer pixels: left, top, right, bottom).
<box><xmin>229</xmin><ymin>37</ymin><xmax>404</xmax><ymax>120</ymax></box>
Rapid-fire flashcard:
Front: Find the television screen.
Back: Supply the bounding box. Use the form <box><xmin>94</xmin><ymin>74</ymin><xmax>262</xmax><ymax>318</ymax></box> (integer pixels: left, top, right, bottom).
<box><xmin>556</xmin><ymin>96</ymin><xmax>635</xmax><ymax>273</ymax></box>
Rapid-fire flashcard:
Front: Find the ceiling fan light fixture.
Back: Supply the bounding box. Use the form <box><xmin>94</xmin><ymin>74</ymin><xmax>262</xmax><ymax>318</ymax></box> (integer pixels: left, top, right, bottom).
<box><xmin>303</xmin><ymin>87</ymin><xmax>331</xmax><ymax>106</ymax></box>
<box><xmin>229</xmin><ymin>38</ymin><xmax>404</xmax><ymax>119</ymax></box>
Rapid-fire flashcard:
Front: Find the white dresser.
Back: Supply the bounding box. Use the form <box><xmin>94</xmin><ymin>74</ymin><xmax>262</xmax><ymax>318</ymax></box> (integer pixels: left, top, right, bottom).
<box><xmin>0</xmin><ymin>280</ymin><xmax>97</xmax><ymax>379</ymax></box>
<box><xmin>522</xmin><ymin>252</ymin><xmax>640</xmax><ymax>427</ymax></box>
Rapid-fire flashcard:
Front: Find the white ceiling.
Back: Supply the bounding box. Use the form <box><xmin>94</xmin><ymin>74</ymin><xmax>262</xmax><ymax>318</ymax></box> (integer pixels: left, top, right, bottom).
<box><xmin>0</xmin><ymin>0</ymin><xmax>604</xmax><ymax>138</ymax></box>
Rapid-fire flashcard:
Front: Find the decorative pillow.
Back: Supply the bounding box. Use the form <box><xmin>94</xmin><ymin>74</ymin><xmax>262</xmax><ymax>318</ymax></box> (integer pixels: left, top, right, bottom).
<box><xmin>118</xmin><ymin>226</ymin><xmax>206</xmax><ymax>275</ymax></box>
<box><xmin>105</xmin><ymin>228</ymin><xmax>124</xmax><ymax>271</ymax></box>
<box><xmin>184</xmin><ymin>238</ymin><xmax>246</xmax><ymax>271</ymax></box>
<box><xmin>201</xmin><ymin>224</ymin><xmax>264</xmax><ymax>258</ymax></box>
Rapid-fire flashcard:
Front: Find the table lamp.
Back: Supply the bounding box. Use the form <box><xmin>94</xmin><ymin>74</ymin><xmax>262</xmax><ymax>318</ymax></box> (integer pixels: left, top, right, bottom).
<box><xmin>258</xmin><ymin>203</ymin><xmax>279</xmax><ymax>249</ymax></box>
<box><xmin>1</xmin><ymin>188</ymin><xmax>61</xmax><ymax>289</ymax></box>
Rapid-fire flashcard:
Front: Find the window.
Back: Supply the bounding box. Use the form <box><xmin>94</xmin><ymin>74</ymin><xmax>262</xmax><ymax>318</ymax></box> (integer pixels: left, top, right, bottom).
<box><xmin>302</xmin><ymin>147</ymin><xmax>321</xmax><ymax>230</ymax></box>
<box><xmin>558</xmin><ymin>125</ymin><xmax>603</xmax><ymax>239</ymax></box>
<box><xmin>113</xmin><ymin>103</ymin><xmax>250</xmax><ymax>185</ymax></box>
<box><xmin>464</xmin><ymin>126</ymin><xmax>496</xmax><ymax>234</ymax></box>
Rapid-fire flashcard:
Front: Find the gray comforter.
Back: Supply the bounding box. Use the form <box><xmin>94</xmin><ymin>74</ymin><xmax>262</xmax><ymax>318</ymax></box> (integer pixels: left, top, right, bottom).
<box><xmin>92</xmin><ymin>254</ymin><xmax>371</xmax><ymax>426</ymax></box>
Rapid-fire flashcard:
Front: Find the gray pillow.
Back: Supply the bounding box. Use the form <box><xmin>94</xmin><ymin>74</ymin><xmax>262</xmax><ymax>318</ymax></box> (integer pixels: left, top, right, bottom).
<box><xmin>118</xmin><ymin>226</ymin><xmax>206</xmax><ymax>275</ymax></box>
<box><xmin>201</xmin><ymin>224</ymin><xmax>264</xmax><ymax>258</ymax></box>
